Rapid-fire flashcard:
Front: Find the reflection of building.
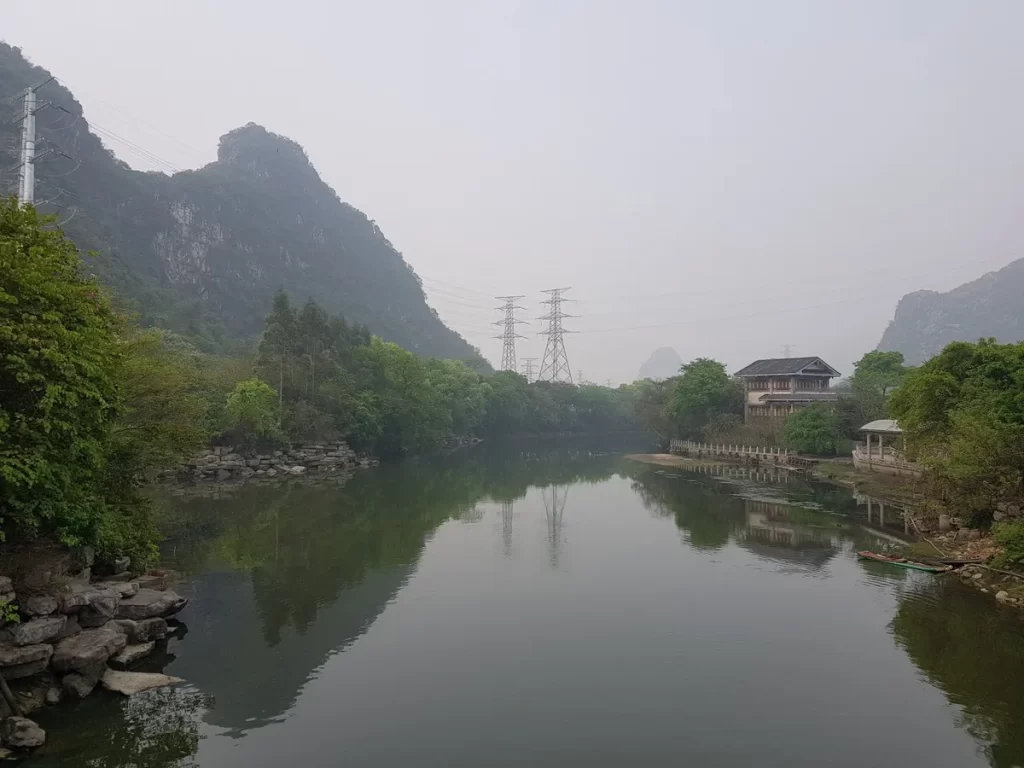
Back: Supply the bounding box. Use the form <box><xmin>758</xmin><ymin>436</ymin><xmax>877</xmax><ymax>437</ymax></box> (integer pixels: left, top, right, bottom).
<box><xmin>852</xmin><ymin>420</ymin><xmax>922</xmax><ymax>477</ymax></box>
<box><xmin>734</xmin><ymin>357</ymin><xmax>840</xmax><ymax>421</ymax></box>
<box><xmin>739</xmin><ymin>499</ymin><xmax>838</xmax><ymax>571</ymax></box>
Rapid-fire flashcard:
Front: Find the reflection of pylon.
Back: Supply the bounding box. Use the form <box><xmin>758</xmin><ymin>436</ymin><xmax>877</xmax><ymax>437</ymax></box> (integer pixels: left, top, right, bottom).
<box><xmin>541</xmin><ymin>485</ymin><xmax>569</xmax><ymax>567</ymax></box>
<box><xmin>537</xmin><ymin>288</ymin><xmax>576</xmax><ymax>384</ymax></box>
<box><xmin>494</xmin><ymin>296</ymin><xmax>529</xmax><ymax>372</ymax></box>
<box><xmin>500</xmin><ymin>501</ymin><xmax>515</xmax><ymax>556</ymax></box>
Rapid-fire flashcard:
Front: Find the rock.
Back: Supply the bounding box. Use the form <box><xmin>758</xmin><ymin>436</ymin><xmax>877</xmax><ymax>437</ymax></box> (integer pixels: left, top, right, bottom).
<box><xmin>101</xmin><ymin>669</ymin><xmax>184</xmax><ymax>696</ymax></box>
<box><xmin>973</xmin><ymin>572</ymin><xmax>984</xmax><ymax>580</ymax></box>
<box><xmin>994</xmin><ymin>510</ymin><xmax>1007</xmax><ymax>522</ymax></box>
<box><xmin>1009</xmin><ymin>504</ymin><xmax>1022</xmax><ymax>518</ymax></box>
<box><xmin>1</xmin><ymin>660</ymin><xmax>49</xmax><ymax>680</ymax></box>
<box><xmin>21</xmin><ymin>595</ymin><xmax>59</xmax><ymax>617</ymax></box>
<box><xmin>51</xmin><ymin>626</ymin><xmax>126</xmax><ymax>673</ymax></box>
<box><xmin>246</xmin><ymin>458</ymin><xmax>261</xmax><ymax>467</ymax></box>
<box><xmin>78</xmin><ymin>589</ymin><xmax>120</xmax><ymax>628</ymax></box>
<box><xmin>0</xmin><ymin>577</ymin><xmax>12</xmax><ymax>595</ymax></box>
<box><xmin>0</xmin><ymin>747</ymin><xmax>11</xmax><ymax>759</ymax></box>
<box><xmin>103</xmin><ymin>572</ymin><xmax>134</xmax><ymax>584</ymax></box>
<box><xmin>222</xmin><ymin>453</ymin><xmax>242</xmax><ymax>462</ymax></box>
<box><xmin>937</xmin><ymin>514</ymin><xmax>951</xmax><ymax>532</ymax></box>
<box><xmin>109</xmin><ymin>641</ymin><xmax>155</xmax><ymax>669</ymax></box>
<box><xmin>134</xmin><ymin>574</ymin><xmax>166</xmax><ymax>591</ymax></box>
<box><xmin>116</xmin><ymin>589</ymin><xmax>188</xmax><ymax>620</ymax></box>
<box><xmin>112</xmin><ymin>555</ymin><xmax>131</xmax><ymax>575</ymax></box>
<box><xmin>54</xmin><ymin>615</ymin><xmax>81</xmax><ymax>642</ymax></box>
<box><xmin>44</xmin><ymin>687</ymin><xmax>61</xmax><ymax>706</ymax></box>
<box><xmin>94</xmin><ymin>581</ymin><xmax>139</xmax><ymax>599</ymax></box>
<box><xmin>240</xmin><ymin>467</ymin><xmax>255</xmax><ymax>478</ymax></box>
<box><xmin>996</xmin><ymin>590</ymin><xmax>1011</xmax><ymax>602</ymax></box>
<box><xmin>0</xmin><ymin>642</ymin><xmax>52</xmax><ymax>668</ymax></box>
<box><xmin>286</xmin><ymin>465</ymin><xmax>306</xmax><ymax>475</ymax></box>
<box><xmin>266</xmin><ymin>468</ymin><xmax>278</xmax><ymax>477</ymax></box>
<box><xmin>61</xmin><ymin>669</ymin><xmax>102</xmax><ymax>699</ymax></box>
<box><xmin>216</xmin><ymin>469</ymin><xmax>231</xmax><ymax>481</ymax></box>
<box><xmin>3</xmin><ymin>717</ymin><xmax>45</xmax><ymax>748</ymax></box>
<box><xmin>8</xmin><ymin>617</ymin><xmax>66</xmax><ymax>647</ymax></box>
<box><xmin>69</xmin><ymin>546</ymin><xmax>95</xmax><ymax>573</ymax></box>
<box><xmin>136</xmin><ymin>617</ymin><xmax>168</xmax><ymax>641</ymax></box>
<box><xmin>965</xmin><ymin>529</ymin><xmax>982</xmax><ymax>541</ymax></box>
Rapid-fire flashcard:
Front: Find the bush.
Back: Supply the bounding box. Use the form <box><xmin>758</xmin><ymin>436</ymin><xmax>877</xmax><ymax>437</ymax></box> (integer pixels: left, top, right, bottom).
<box><xmin>992</xmin><ymin>519</ymin><xmax>1024</xmax><ymax>568</ymax></box>
<box><xmin>781</xmin><ymin>404</ymin><xmax>844</xmax><ymax>456</ymax></box>
<box><xmin>224</xmin><ymin>378</ymin><xmax>285</xmax><ymax>447</ymax></box>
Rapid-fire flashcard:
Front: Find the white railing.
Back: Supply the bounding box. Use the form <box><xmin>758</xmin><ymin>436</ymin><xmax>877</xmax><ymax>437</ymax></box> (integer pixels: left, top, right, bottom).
<box><xmin>669</xmin><ymin>439</ymin><xmax>789</xmax><ymax>461</ymax></box>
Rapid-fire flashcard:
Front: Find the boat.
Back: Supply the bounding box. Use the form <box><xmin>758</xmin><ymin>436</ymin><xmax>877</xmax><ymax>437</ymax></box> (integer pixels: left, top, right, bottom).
<box><xmin>857</xmin><ymin>551</ymin><xmax>953</xmax><ymax>573</ymax></box>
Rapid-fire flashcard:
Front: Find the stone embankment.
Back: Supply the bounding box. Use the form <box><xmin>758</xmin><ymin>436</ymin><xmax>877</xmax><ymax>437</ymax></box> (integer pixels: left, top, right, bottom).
<box><xmin>164</xmin><ymin>441</ymin><xmax>378</xmax><ymax>484</ymax></box>
<box><xmin>0</xmin><ymin>550</ymin><xmax>189</xmax><ymax>757</ymax></box>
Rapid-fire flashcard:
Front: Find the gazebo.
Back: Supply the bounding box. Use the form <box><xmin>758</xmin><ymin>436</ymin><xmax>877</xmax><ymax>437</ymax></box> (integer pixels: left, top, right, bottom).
<box><xmin>854</xmin><ymin>419</ymin><xmax>921</xmax><ymax>476</ymax></box>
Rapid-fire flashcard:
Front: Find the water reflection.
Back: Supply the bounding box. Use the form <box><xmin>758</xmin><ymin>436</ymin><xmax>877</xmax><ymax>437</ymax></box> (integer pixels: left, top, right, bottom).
<box><xmin>22</xmin><ymin>447</ymin><xmax>1024</xmax><ymax>768</ymax></box>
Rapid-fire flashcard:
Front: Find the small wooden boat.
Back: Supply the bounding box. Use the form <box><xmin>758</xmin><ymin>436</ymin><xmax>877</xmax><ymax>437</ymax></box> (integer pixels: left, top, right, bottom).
<box><xmin>857</xmin><ymin>551</ymin><xmax>953</xmax><ymax>573</ymax></box>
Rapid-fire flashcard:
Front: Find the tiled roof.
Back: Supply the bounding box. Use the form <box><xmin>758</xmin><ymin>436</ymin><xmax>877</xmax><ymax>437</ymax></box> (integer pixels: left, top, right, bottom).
<box><xmin>733</xmin><ymin>357</ymin><xmax>839</xmax><ymax>377</ymax></box>
<box><xmin>758</xmin><ymin>392</ymin><xmax>839</xmax><ymax>402</ymax></box>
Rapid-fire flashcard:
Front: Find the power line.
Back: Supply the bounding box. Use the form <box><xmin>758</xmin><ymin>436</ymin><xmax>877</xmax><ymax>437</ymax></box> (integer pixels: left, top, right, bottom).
<box><xmin>493</xmin><ymin>295</ymin><xmax>528</xmax><ymax>372</ymax></box>
<box><xmin>537</xmin><ymin>288</ymin><xmax>576</xmax><ymax>384</ymax></box>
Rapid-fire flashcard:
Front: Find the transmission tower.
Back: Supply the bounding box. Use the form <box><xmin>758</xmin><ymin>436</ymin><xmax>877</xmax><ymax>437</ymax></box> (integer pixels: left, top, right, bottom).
<box><xmin>520</xmin><ymin>357</ymin><xmax>537</xmax><ymax>383</ymax></box>
<box><xmin>494</xmin><ymin>295</ymin><xmax>529</xmax><ymax>372</ymax></box>
<box><xmin>541</xmin><ymin>485</ymin><xmax>569</xmax><ymax>568</ymax></box>
<box><xmin>537</xmin><ymin>288</ymin><xmax>576</xmax><ymax>384</ymax></box>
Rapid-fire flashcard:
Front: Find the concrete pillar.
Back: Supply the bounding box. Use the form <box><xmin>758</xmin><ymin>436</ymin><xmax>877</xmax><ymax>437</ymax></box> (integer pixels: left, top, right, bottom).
<box><xmin>878</xmin><ymin>435</ymin><xmax>884</xmax><ymax>461</ymax></box>
<box><xmin>879</xmin><ymin>501</ymin><xmax>885</xmax><ymax>527</ymax></box>
<box><xmin>865</xmin><ymin>433</ymin><xmax>871</xmax><ymax>459</ymax></box>
<box><xmin>866</xmin><ymin>497</ymin><xmax>872</xmax><ymax>523</ymax></box>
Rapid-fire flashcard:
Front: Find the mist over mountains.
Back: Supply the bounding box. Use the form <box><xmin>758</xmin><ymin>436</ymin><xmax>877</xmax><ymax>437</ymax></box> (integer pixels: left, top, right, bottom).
<box><xmin>0</xmin><ymin>43</ymin><xmax>482</xmax><ymax>364</ymax></box>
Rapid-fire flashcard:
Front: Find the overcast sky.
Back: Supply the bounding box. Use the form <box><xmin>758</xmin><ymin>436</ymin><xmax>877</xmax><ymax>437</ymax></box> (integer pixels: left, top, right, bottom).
<box><xmin>6</xmin><ymin>1</ymin><xmax>1023</xmax><ymax>384</ymax></box>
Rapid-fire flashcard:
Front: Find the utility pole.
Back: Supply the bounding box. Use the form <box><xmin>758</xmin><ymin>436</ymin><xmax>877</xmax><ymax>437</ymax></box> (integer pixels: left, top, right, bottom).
<box><xmin>18</xmin><ymin>87</ymin><xmax>37</xmax><ymax>205</ymax></box>
<box><xmin>520</xmin><ymin>357</ymin><xmax>537</xmax><ymax>383</ymax></box>
<box><xmin>537</xmin><ymin>288</ymin><xmax>576</xmax><ymax>384</ymax></box>
<box><xmin>494</xmin><ymin>295</ymin><xmax>528</xmax><ymax>373</ymax></box>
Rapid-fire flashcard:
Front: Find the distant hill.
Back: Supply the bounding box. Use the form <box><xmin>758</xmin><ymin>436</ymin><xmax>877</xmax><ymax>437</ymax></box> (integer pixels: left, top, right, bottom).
<box><xmin>638</xmin><ymin>347</ymin><xmax>683</xmax><ymax>380</ymax></box>
<box><xmin>877</xmin><ymin>258</ymin><xmax>1024</xmax><ymax>364</ymax></box>
<box><xmin>0</xmin><ymin>43</ymin><xmax>485</xmax><ymax>365</ymax></box>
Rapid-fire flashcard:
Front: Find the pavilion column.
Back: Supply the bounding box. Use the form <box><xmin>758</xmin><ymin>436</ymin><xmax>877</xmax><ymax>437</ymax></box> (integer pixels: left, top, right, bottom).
<box><xmin>865</xmin><ymin>433</ymin><xmax>872</xmax><ymax>459</ymax></box>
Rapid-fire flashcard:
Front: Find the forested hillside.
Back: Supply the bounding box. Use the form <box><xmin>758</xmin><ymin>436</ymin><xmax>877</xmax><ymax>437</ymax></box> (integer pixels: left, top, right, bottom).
<box><xmin>878</xmin><ymin>258</ymin><xmax>1024</xmax><ymax>365</ymax></box>
<box><xmin>0</xmin><ymin>42</ymin><xmax>483</xmax><ymax>363</ymax></box>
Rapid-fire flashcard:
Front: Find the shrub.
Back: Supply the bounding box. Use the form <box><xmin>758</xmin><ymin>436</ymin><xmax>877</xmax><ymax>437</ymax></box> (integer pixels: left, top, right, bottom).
<box><xmin>992</xmin><ymin>519</ymin><xmax>1024</xmax><ymax>568</ymax></box>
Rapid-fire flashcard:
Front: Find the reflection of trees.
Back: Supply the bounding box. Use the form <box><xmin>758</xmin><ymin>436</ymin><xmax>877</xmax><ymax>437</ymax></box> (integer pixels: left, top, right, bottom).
<box><xmin>630</xmin><ymin>469</ymin><xmax>747</xmax><ymax>550</ymax></box>
<box><xmin>892</xmin><ymin>584</ymin><xmax>1024</xmax><ymax>768</ymax></box>
<box><xmin>33</xmin><ymin>687</ymin><xmax>209</xmax><ymax>767</ymax></box>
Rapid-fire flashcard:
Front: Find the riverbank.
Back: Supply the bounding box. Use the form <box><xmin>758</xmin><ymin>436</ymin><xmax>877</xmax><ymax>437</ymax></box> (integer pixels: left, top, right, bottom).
<box><xmin>0</xmin><ymin>550</ymin><xmax>190</xmax><ymax>756</ymax></box>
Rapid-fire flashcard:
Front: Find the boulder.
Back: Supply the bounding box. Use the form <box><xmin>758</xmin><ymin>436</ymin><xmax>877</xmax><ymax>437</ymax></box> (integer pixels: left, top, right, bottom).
<box><xmin>0</xmin><ymin>642</ymin><xmax>52</xmax><ymax>668</ymax></box>
<box><xmin>61</xmin><ymin>669</ymin><xmax>102</xmax><ymax>699</ymax></box>
<box><xmin>937</xmin><ymin>514</ymin><xmax>951</xmax><ymax>532</ymax></box>
<box><xmin>996</xmin><ymin>590</ymin><xmax>1011</xmax><ymax>602</ymax></box>
<box><xmin>266</xmin><ymin>468</ymin><xmax>278</xmax><ymax>477</ymax></box>
<box><xmin>1</xmin><ymin>659</ymin><xmax>50</xmax><ymax>680</ymax></box>
<box><xmin>134</xmin><ymin>574</ymin><xmax>167</xmax><ymax>591</ymax></box>
<box><xmin>137</xmin><ymin>617</ymin><xmax>168</xmax><ymax>641</ymax></box>
<box><xmin>100</xmin><ymin>669</ymin><xmax>184</xmax><ymax>696</ymax></box>
<box><xmin>1009</xmin><ymin>504</ymin><xmax>1022</xmax><ymax>518</ymax></box>
<box><xmin>112</xmin><ymin>555</ymin><xmax>131</xmax><ymax>575</ymax></box>
<box><xmin>78</xmin><ymin>589</ymin><xmax>120</xmax><ymax>628</ymax></box>
<box><xmin>51</xmin><ymin>626</ymin><xmax>127</xmax><ymax>673</ymax></box>
<box><xmin>0</xmin><ymin>577</ymin><xmax>12</xmax><ymax>596</ymax></box>
<box><xmin>116</xmin><ymin>589</ymin><xmax>187</xmax><ymax>620</ymax></box>
<box><xmin>8</xmin><ymin>616</ymin><xmax>66</xmax><ymax>647</ymax></box>
<box><xmin>21</xmin><ymin>595</ymin><xmax>59</xmax><ymax>617</ymax></box>
<box><xmin>69</xmin><ymin>546</ymin><xmax>95</xmax><ymax>573</ymax></box>
<box><xmin>216</xmin><ymin>469</ymin><xmax>231</xmax><ymax>481</ymax></box>
<box><xmin>246</xmin><ymin>458</ymin><xmax>261</xmax><ymax>467</ymax></box>
<box><xmin>109</xmin><ymin>642</ymin><xmax>155</xmax><ymax>670</ymax></box>
<box><xmin>94</xmin><ymin>581</ymin><xmax>139</xmax><ymax>599</ymax></box>
<box><xmin>286</xmin><ymin>465</ymin><xmax>306</xmax><ymax>475</ymax></box>
<box><xmin>44</xmin><ymin>686</ymin><xmax>62</xmax><ymax>706</ymax></box>
<box><xmin>2</xmin><ymin>717</ymin><xmax>45</xmax><ymax>748</ymax></box>
<box><xmin>54</xmin><ymin>615</ymin><xmax>82</xmax><ymax>642</ymax></box>
<box><xmin>994</xmin><ymin>510</ymin><xmax>1007</xmax><ymax>522</ymax></box>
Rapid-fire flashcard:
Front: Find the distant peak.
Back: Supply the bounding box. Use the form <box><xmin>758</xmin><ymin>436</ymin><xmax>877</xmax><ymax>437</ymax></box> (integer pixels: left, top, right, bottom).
<box><xmin>217</xmin><ymin>123</ymin><xmax>313</xmax><ymax>173</ymax></box>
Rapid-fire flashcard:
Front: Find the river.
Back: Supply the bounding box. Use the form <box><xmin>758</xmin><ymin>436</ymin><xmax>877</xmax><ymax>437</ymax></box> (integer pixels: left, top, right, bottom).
<box><xmin>21</xmin><ymin>443</ymin><xmax>1024</xmax><ymax>767</ymax></box>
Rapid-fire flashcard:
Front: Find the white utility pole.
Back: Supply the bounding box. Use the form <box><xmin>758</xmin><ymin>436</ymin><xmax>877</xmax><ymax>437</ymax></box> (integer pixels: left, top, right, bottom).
<box><xmin>18</xmin><ymin>87</ymin><xmax>37</xmax><ymax>205</ymax></box>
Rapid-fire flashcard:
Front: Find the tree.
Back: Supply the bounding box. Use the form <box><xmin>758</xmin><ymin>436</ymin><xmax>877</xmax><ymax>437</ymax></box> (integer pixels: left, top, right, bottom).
<box><xmin>224</xmin><ymin>378</ymin><xmax>284</xmax><ymax>445</ymax></box>
<box><xmin>849</xmin><ymin>350</ymin><xmax>910</xmax><ymax>420</ymax></box>
<box><xmin>669</xmin><ymin>358</ymin><xmax>742</xmax><ymax>438</ymax></box>
<box><xmin>0</xmin><ymin>199</ymin><xmax>121</xmax><ymax>547</ymax></box>
<box><xmin>781</xmin><ymin>404</ymin><xmax>844</xmax><ymax>455</ymax></box>
<box><xmin>255</xmin><ymin>290</ymin><xmax>299</xmax><ymax>418</ymax></box>
<box><xmin>888</xmin><ymin>339</ymin><xmax>1024</xmax><ymax>514</ymax></box>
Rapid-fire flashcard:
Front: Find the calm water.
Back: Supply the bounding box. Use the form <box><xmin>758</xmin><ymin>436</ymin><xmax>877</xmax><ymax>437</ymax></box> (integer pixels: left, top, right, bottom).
<box><xmin>24</xmin><ymin>444</ymin><xmax>1024</xmax><ymax>767</ymax></box>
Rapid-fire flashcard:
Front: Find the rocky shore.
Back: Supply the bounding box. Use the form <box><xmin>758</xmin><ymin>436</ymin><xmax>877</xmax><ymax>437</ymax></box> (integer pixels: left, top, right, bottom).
<box><xmin>163</xmin><ymin>441</ymin><xmax>377</xmax><ymax>483</ymax></box>
<box><xmin>0</xmin><ymin>550</ymin><xmax>189</xmax><ymax>756</ymax></box>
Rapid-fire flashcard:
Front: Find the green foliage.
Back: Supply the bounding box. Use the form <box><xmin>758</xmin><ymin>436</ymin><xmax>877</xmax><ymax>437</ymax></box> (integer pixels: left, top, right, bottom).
<box><xmin>0</xmin><ymin>599</ymin><xmax>19</xmax><ymax>624</ymax></box>
<box><xmin>631</xmin><ymin>378</ymin><xmax>676</xmax><ymax>444</ymax></box>
<box><xmin>889</xmin><ymin>339</ymin><xmax>1024</xmax><ymax>513</ymax></box>
<box><xmin>225</xmin><ymin>378</ymin><xmax>285</xmax><ymax>446</ymax></box>
<box><xmin>669</xmin><ymin>358</ymin><xmax>743</xmax><ymax>439</ymax></box>
<box><xmin>781</xmin><ymin>403</ymin><xmax>844</xmax><ymax>456</ymax></box>
<box><xmin>992</xmin><ymin>519</ymin><xmax>1024</xmax><ymax>568</ymax></box>
<box><xmin>849</xmin><ymin>350</ymin><xmax>911</xmax><ymax>421</ymax></box>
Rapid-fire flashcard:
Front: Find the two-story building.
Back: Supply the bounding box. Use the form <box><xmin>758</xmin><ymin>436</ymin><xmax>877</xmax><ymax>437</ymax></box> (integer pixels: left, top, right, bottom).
<box><xmin>733</xmin><ymin>357</ymin><xmax>840</xmax><ymax>422</ymax></box>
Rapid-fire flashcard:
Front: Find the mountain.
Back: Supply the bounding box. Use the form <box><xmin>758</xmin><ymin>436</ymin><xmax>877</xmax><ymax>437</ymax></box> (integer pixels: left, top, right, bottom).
<box><xmin>877</xmin><ymin>258</ymin><xmax>1024</xmax><ymax>364</ymax></box>
<box><xmin>637</xmin><ymin>347</ymin><xmax>683</xmax><ymax>380</ymax></box>
<box><xmin>0</xmin><ymin>43</ymin><xmax>483</xmax><ymax>364</ymax></box>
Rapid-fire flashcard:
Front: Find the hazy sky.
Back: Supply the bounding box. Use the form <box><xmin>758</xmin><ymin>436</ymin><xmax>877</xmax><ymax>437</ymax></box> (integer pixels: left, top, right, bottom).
<box><xmin>6</xmin><ymin>1</ymin><xmax>1023</xmax><ymax>384</ymax></box>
